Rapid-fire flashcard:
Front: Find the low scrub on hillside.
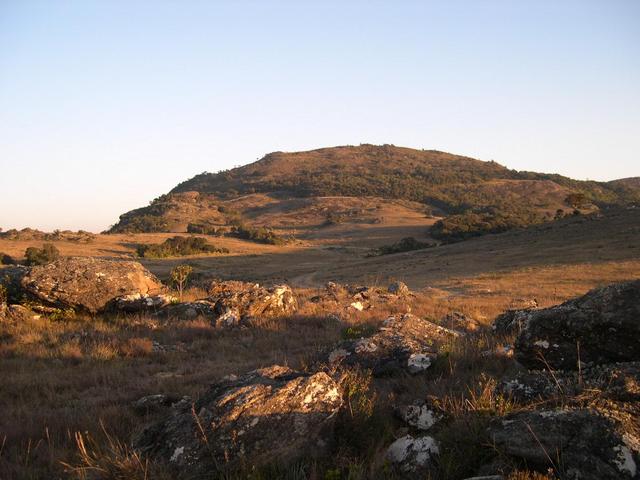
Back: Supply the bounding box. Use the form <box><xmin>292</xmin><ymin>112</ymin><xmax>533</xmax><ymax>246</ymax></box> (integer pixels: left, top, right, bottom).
<box><xmin>370</xmin><ymin>237</ymin><xmax>433</xmax><ymax>256</ymax></box>
<box><xmin>229</xmin><ymin>224</ymin><xmax>285</xmax><ymax>245</ymax></box>
<box><xmin>430</xmin><ymin>209</ymin><xmax>546</xmax><ymax>243</ymax></box>
<box><xmin>186</xmin><ymin>222</ymin><xmax>224</xmax><ymax>236</ymax></box>
<box><xmin>136</xmin><ymin>236</ymin><xmax>229</xmax><ymax>258</ymax></box>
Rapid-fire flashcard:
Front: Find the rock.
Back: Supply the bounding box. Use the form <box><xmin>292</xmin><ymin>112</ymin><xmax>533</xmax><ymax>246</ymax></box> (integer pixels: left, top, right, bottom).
<box><xmin>442</xmin><ymin>311</ymin><xmax>481</xmax><ymax>334</ymax></box>
<box><xmin>134</xmin><ymin>365</ymin><xmax>342</xmax><ymax>474</ymax></box>
<box><xmin>386</xmin><ymin>435</ymin><xmax>439</xmax><ymax>474</ymax></box>
<box><xmin>132</xmin><ymin>394</ymin><xmax>193</xmax><ymax>414</ymax></box>
<box><xmin>463</xmin><ymin>476</ymin><xmax>504</xmax><ymax>480</ymax></box>
<box><xmin>492</xmin><ymin>308</ymin><xmax>535</xmax><ymax>335</ymax></box>
<box><xmin>515</xmin><ymin>280</ymin><xmax>640</xmax><ymax>370</ymax></box>
<box><xmin>0</xmin><ymin>266</ymin><xmax>28</xmax><ymax>303</ymax></box>
<box><xmin>324</xmin><ymin>313</ymin><xmax>459</xmax><ymax>376</ymax></box>
<box><xmin>497</xmin><ymin>362</ymin><xmax>640</xmax><ymax>403</ymax></box>
<box><xmin>211</xmin><ymin>283</ymin><xmax>297</xmax><ymax>320</ymax></box>
<box><xmin>349</xmin><ymin>301</ymin><xmax>364</xmax><ymax>311</ymax></box>
<box><xmin>0</xmin><ymin>304</ymin><xmax>38</xmax><ymax>322</ymax></box>
<box><xmin>19</xmin><ymin>257</ymin><xmax>162</xmax><ymax>314</ymax></box>
<box><xmin>388</xmin><ymin>281</ymin><xmax>410</xmax><ymax>296</ymax></box>
<box><xmin>159</xmin><ymin>300</ymin><xmax>218</xmax><ymax>322</ymax></box>
<box><xmin>110</xmin><ymin>293</ymin><xmax>177</xmax><ymax>313</ymax></box>
<box><xmin>397</xmin><ymin>401</ymin><xmax>441</xmax><ymax>431</ymax></box>
<box><xmin>487</xmin><ymin>408</ymin><xmax>639</xmax><ymax>480</ymax></box>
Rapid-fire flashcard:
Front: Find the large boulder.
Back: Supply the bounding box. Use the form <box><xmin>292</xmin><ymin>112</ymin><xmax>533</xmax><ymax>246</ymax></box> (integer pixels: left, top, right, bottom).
<box><xmin>514</xmin><ymin>280</ymin><xmax>640</xmax><ymax>370</ymax></box>
<box><xmin>487</xmin><ymin>408</ymin><xmax>639</xmax><ymax>480</ymax></box>
<box><xmin>134</xmin><ymin>365</ymin><xmax>342</xmax><ymax>475</ymax></box>
<box><xmin>324</xmin><ymin>313</ymin><xmax>459</xmax><ymax>376</ymax></box>
<box><xmin>385</xmin><ymin>434</ymin><xmax>439</xmax><ymax>475</ymax></box>
<box><xmin>20</xmin><ymin>257</ymin><xmax>163</xmax><ymax>314</ymax></box>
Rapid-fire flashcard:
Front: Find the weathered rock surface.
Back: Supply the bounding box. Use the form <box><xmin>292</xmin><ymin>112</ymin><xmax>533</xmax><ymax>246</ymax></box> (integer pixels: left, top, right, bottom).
<box><xmin>514</xmin><ymin>280</ymin><xmax>640</xmax><ymax>370</ymax></box>
<box><xmin>0</xmin><ymin>266</ymin><xmax>28</xmax><ymax>303</ymax></box>
<box><xmin>324</xmin><ymin>313</ymin><xmax>459</xmax><ymax>376</ymax></box>
<box><xmin>487</xmin><ymin>408</ymin><xmax>639</xmax><ymax>480</ymax></box>
<box><xmin>0</xmin><ymin>303</ymin><xmax>38</xmax><ymax>322</ymax></box>
<box><xmin>396</xmin><ymin>401</ymin><xmax>442</xmax><ymax>431</ymax></box>
<box><xmin>498</xmin><ymin>362</ymin><xmax>640</xmax><ymax>403</ymax></box>
<box><xmin>19</xmin><ymin>257</ymin><xmax>163</xmax><ymax>314</ymax></box>
<box><xmin>158</xmin><ymin>300</ymin><xmax>218</xmax><ymax>322</ymax></box>
<box><xmin>132</xmin><ymin>394</ymin><xmax>192</xmax><ymax>415</ymax></box>
<box><xmin>388</xmin><ymin>281</ymin><xmax>410</xmax><ymax>296</ymax></box>
<box><xmin>134</xmin><ymin>365</ymin><xmax>342</xmax><ymax>474</ymax></box>
<box><xmin>110</xmin><ymin>293</ymin><xmax>177</xmax><ymax>313</ymax></box>
<box><xmin>386</xmin><ymin>434</ymin><xmax>439</xmax><ymax>474</ymax></box>
<box><xmin>210</xmin><ymin>283</ymin><xmax>298</xmax><ymax>320</ymax></box>
<box><xmin>492</xmin><ymin>308</ymin><xmax>536</xmax><ymax>335</ymax></box>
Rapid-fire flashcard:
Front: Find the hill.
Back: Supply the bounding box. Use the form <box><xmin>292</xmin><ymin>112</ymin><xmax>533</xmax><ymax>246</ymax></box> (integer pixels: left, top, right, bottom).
<box><xmin>108</xmin><ymin>145</ymin><xmax>639</xmax><ymax>240</ymax></box>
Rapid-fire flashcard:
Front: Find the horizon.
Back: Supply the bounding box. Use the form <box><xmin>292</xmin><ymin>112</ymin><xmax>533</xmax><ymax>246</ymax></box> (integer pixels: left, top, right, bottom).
<box><xmin>1</xmin><ymin>0</ymin><xmax>639</xmax><ymax>231</ymax></box>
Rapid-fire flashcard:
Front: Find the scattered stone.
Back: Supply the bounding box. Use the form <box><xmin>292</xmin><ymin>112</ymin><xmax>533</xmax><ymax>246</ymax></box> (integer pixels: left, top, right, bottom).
<box><xmin>134</xmin><ymin>365</ymin><xmax>342</xmax><ymax>475</ymax></box>
<box><xmin>349</xmin><ymin>301</ymin><xmax>364</xmax><ymax>311</ymax></box>
<box><xmin>388</xmin><ymin>281</ymin><xmax>410</xmax><ymax>296</ymax></box>
<box><xmin>159</xmin><ymin>300</ymin><xmax>218</xmax><ymax>322</ymax></box>
<box><xmin>514</xmin><ymin>280</ymin><xmax>640</xmax><ymax>370</ymax></box>
<box><xmin>324</xmin><ymin>313</ymin><xmax>458</xmax><ymax>376</ymax></box>
<box><xmin>19</xmin><ymin>257</ymin><xmax>163</xmax><ymax>314</ymax></box>
<box><xmin>386</xmin><ymin>435</ymin><xmax>439</xmax><ymax>473</ymax></box>
<box><xmin>0</xmin><ymin>304</ymin><xmax>38</xmax><ymax>322</ymax></box>
<box><xmin>487</xmin><ymin>408</ymin><xmax>639</xmax><ymax>480</ymax></box>
<box><xmin>397</xmin><ymin>401</ymin><xmax>441</xmax><ymax>431</ymax></box>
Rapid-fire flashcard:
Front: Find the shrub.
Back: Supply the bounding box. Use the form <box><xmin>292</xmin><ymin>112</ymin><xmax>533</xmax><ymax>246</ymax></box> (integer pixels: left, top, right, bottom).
<box><xmin>136</xmin><ymin>236</ymin><xmax>229</xmax><ymax>258</ymax></box>
<box><xmin>186</xmin><ymin>223</ymin><xmax>223</xmax><ymax>235</ymax></box>
<box><xmin>229</xmin><ymin>224</ymin><xmax>285</xmax><ymax>245</ymax></box>
<box><xmin>24</xmin><ymin>243</ymin><xmax>60</xmax><ymax>265</ymax></box>
<box><xmin>171</xmin><ymin>264</ymin><xmax>193</xmax><ymax>300</ymax></box>
<box><xmin>374</xmin><ymin>236</ymin><xmax>432</xmax><ymax>256</ymax></box>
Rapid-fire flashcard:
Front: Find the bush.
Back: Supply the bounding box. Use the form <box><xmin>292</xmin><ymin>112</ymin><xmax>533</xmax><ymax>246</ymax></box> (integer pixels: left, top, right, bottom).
<box><xmin>229</xmin><ymin>224</ymin><xmax>285</xmax><ymax>245</ymax></box>
<box><xmin>430</xmin><ymin>209</ymin><xmax>545</xmax><ymax>243</ymax></box>
<box><xmin>136</xmin><ymin>236</ymin><xmax>229</xmax><ymax>258</ymax></box>
<box><xmin>186</xmin><ymin>223</ymin><xmax>223</xmax><ymax>235</ymax></box>
<box><xmin>24</xmin><ymin>243</ymin><xmax>60</xmax><ymax>266</ymax></box>
<box><xmin>373</xmin><ymin>236</ymin><xmax>432</xmax><ymax>256</ymax></box>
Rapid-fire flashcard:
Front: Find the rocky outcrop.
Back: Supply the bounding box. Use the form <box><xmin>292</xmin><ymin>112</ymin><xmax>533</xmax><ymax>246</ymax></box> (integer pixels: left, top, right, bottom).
<box><xmin>514</xmin><ymin>280</ymin><xmax>640</xmax><ymax>370</ymax></box>
<box><xmin>210</xmin><ymin>283</ymin><xmax>297</xmax><ymax>322</ymax></box>
<box><xmin>492</xmin><ymin>308</ymin><xmax>536</xmax><ymax>335</ymax></box>
<box><xmin>497</xmin><ymin>362</ymin><xmax>640</xmax><ymax>403</ymax></box>
<box><xmin>396</xmin><ymin>401</ymin><xmax>442</xmax><ymax>431</ymax></box>
<box><xmin>134</xmin><ymin>365</ymin><xmax>342</xmax><ymax>474</ymax></box>
<box><xmin>324</xmin><ymin>313</ymin><xmax>459</xmax><ymax>376</ymax></box>
<box><xmin>442</xmin><ymin>311</ymin><xmax>481</xmax><ymax>334</ymax></box>
<box><xmin>19</xmin><ymin>257</ymin><xmax>163</xmax><ymax>314</ymax></box>
<box><xmin>110</xmin><ymin>293</ymin><xmax>177</xmax><ymax>313</ymax></box>
<box><xmin>487</xmin><ymin>408</ymin><xmax>639</xmax><ymax>480</ymax></box>
<box><xmin>388</xmin><ymin>281</ymin><xmax>410</xmax><ymax>296</ymax></box>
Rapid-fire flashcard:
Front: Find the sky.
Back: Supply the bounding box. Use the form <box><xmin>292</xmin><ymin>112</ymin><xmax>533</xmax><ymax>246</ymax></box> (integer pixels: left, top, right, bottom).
<box><xmin>0</xmin><ymin>1</ymin><xmax>639</xmax><ymax>232</ymax></box>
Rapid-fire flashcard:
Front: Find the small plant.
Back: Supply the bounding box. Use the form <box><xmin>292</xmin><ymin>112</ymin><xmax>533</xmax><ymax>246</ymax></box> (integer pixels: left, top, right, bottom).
<box><xmin>24</xmin><ymin>243</ymin><xmax>60</xmax><ymax>265</ymax></box>
<box><xmin>0</xmin><ymin>284</ymin><xmax>7</xmax><ymax>304</ymax></box>
<box><xmin>171</xmin><ymin>264</ymin><xmax>193</xmax><ymax>301</ymax></box>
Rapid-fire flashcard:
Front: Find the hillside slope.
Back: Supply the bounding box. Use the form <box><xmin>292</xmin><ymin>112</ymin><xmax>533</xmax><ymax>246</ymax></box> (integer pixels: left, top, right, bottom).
<box><xmin>108</xmin><ymin>145</ymin><xmax>639</xmax><ymax>237</ymax></box>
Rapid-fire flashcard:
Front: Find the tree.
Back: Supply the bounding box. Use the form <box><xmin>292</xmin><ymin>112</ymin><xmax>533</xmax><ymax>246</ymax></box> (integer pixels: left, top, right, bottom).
<box><xmin>171</xmin><ymin>264</ymin><xmax>193</xmax><ymax>301</ymax></box>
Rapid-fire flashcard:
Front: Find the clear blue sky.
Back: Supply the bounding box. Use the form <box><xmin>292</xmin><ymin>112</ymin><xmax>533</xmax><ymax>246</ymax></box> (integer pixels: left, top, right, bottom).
<box><xmin>1</xmin><ymin>0</ymin><xmax>639</xmax><ymax>232</ymax></box>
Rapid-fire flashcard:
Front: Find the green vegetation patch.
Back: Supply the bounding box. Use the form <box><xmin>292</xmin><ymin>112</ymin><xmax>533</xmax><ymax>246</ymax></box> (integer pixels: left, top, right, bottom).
<box><xmin>136</xmin><ymin>236</ymin><xmax>229</xmax><ymax>258</ymax></box>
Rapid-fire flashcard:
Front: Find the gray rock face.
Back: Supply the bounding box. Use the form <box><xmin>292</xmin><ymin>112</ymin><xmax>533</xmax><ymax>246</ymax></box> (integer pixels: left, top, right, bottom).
<box><xmin>19</xmin><ymin>257</ymin><xmax>163</xmax><ymax>314</ymax></box>
<box><xmin>386</xmin><ymin>434</ymin><xmax>439</xmax><ymax>474</ymax></box>
<box><xmin>492</xmin><ymin>308</ymin><xmax>535</xmax><ymax>335</ymax></box>
<box><xmin>325</xmin><ymin>313</ymin><xmax>459</xmax><ymax>376</ymax></box>
<box><xmin>211</xmin><ymin>283</ymin><xmax>298</xmax><ymax>320</ymax></box>
<box><xmin>110</xmin><ymin>293</ymin><xmax>177</xmax><ymax>313</ymax></box>
<box><xmin>487</xmin><ymin>408</ymin><xmax>639</xmax><ymax>480</ymax></box>
<box><xmin>497</xmin><ymin>362</ymin><xmax>640</xmax><ymax>403</ymax></box>
<box><xmin>134</xmin><ymin>365</ymin><xmax>342</xmax><ymax>475</ymax></box>
<box><xmin>396</xmin><ymin>401</ymin><xmax>442</xmax><ymax>431</ymax></box>
<box><xmin>514</xmin><ymin>280</ymin><xmax>640</xmax><ymax>370</ymax></box>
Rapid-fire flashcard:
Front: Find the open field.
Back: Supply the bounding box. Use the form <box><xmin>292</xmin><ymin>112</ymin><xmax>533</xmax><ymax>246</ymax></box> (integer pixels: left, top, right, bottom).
<box><xmin>1</xmin><ymin>207</ymin><xmax>638</xmax><ymax>479</ymax></box>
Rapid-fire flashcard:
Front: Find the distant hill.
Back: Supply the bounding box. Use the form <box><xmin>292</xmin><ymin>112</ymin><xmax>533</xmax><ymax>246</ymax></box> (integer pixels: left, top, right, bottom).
<box><xmin>108</xmin><ymin>145</ymin><xmax>639</xmax><ymax>240</ymax></box>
